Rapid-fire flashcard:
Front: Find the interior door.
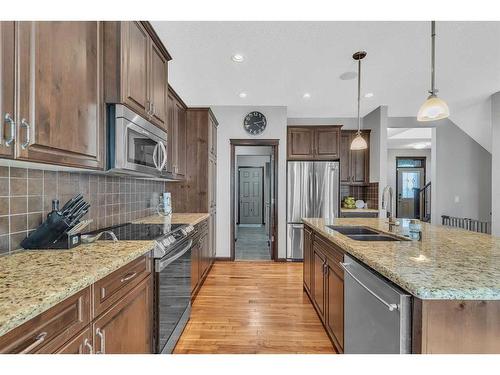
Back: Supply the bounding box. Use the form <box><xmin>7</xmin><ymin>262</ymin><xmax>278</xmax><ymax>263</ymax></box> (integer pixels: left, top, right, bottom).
<box><xmin>239</xmin><ymin>167</ymin><xmax>263</xmax><ymax>224</ymax></box>
<box><xmin>397</xmin><ymin>167</ymin><xmax>424</xmax><ymax>219</ymax></box>
<box><xmin>16</xmin><ymin>21</ymin><xmax>104</xmax><ymax>169</ymax></box>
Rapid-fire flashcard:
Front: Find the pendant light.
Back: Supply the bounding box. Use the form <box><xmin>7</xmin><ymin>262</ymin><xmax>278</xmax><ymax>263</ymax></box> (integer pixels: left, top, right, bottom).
<box><xmin>350</xmin><ymin>51</ymin><xmax>368</xmax><ymax>150</ymax></box>
<box><xmin>417</xmin><ymin>21</ymin><xmax>449</xmax><ymax>122</ymax></box>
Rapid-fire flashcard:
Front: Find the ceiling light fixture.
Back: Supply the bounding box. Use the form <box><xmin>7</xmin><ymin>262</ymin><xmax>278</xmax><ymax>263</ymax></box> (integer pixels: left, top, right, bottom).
<box><xmin>364</xmin><ymin>93</ymin><xmax>374</xmax><ymax>98</ymax></box>
<box><xmin>350</xmin><ymin>51</ymin><xmax>368</xmax><ymax>150</ymax></box>
<box><xmin>303</xmin><ymin>93</ymin><xmax>311</xmax><ymax>99</ymax></box>
<box><xmin>231</xmin><ymin>54</ymin><xmax>244</xmax><ymax>63</ymax></box>
<box><xmin>417</xmin><ymin>21</ymin><xmax>449</xmax><ymax>122</ymax></box>
<box><xmin>239</xmin><ymin>92</ymin><xmax>247</xmax><ymax>98</ymax></box>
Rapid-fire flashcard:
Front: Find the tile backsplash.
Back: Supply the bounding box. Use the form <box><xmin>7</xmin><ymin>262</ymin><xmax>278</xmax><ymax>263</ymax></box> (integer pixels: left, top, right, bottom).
<box><xmin>340</xmin><ymin>182</ymin><xmax>379</xmax><ymax>209</ymax></box>
<box><xmin>0</xmin><ymin>166</ymin><xmax>166</xmax><ymax>254</ymax></box>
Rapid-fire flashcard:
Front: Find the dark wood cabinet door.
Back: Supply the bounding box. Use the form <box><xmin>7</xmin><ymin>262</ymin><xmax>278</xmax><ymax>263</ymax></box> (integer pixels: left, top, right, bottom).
<box><xmin>287</xmin><ymin>127</ymin><xmax>315</xmax><ymax>160</ymax></box>
<box><xmin>16</xmin><ymin>21</ymin><xmax>104</xmax><ymax>169</ymax></box>
<box><xmin>149</xmin><ymin>40</ymin><xmax>168</xmax><ymax>129</ymax></box>
<box><xmin>93</xmin><ymin>275</ymin><xmax>152</xmax><ymax>354</ymax></box>
<box><xmin>123</xmin><ymin>21</ymin><xmax>150</xmax><ymax>116</ymax></box>
<box><xmin>351</xmin><ymin>131</ymin><xmax>369</xmax><ymax>184</ymax></box>
<box><xmin>303</xmin><ymin>226</ymin><xmax>313</xmax><ymax>293</ymax></box>
<box><xmin>339</xmin><ymin>131</ymin><xmax>351</xmax><ymax>183</ymax></box>
<box><xmin>314</xmin><ymin>127</ymin><xmax>340</xmax><ymax>159</ymax></box>
<box><xmin>312</xmin><ymin>246</ymin><xmax>326</xmax><ymax>320</ymax></box>
<box><xmin>166</xmin><ymin>91</ymin><xmax>176</xmax><ymax>175</ymax></box>
<box><xmin>175</xmin><ymin>102</ymin><xmax>187</xmax><ymax>178</ymax></box>
<box><xmin>326</xmin><ymin>259</ymin><xmax>344</xmax><ymax>351</ymax></box>
<box><xmin>0</xmin><ymin>22</ymin><xmax>15</xmax><ymax>158</ymax></box>
<box><xmin>53</xmin><ymin>327</ymin><xmax>93</xmax><ymax>354</ymax></box>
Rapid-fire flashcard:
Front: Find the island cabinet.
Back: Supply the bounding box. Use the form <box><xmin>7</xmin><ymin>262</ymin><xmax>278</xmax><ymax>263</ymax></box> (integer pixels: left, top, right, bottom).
<box><xmin>191</xmin><ymin>219</ymin><xmax>212</xmax><ymax>298</ymax></box>
<box><xmin>0</xmin><ymin>253</ymin><xmax>153</xmax><ymax>354</ymax></box>
<box><xmin>0</xmin><ymin>21</ymin><xmax>105</xmax><ymax>169</ymax></box>
<box><xmin>104</xmin><ymin>21</ymin><xmax>171</xmax><ymax>132</ymax></box>
<box><xmin>304</xmin><ymin>225</ymin><xmax>344</xmax><ymax>353</ymax></box>
<box><xmin>340</xmin><ymin>129</ymin><xmax>370</xmax><ymax>185</ymax></box>
<box><xmin>287</xmin><ymin>126</ymin><xmax>341</xmax><ymax>160</ymax></box>
<box><xmin>166</xmin><ymin>86</ymin><xmax>187</xmax><ymax>179</ymax></box>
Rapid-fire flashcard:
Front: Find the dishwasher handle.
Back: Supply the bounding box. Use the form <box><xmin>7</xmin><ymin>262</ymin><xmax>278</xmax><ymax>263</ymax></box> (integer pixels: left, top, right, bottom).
<box><xmin>340</xmin><ymin>262</ymin><xmax>399</xmax><ymax>312</ymax></box>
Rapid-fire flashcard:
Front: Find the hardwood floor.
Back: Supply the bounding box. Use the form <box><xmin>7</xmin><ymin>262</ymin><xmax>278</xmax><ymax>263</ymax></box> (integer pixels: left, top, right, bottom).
<box><xmin>174</xmin><ymin>261</ymin><xmax>335</xmax><ymax>354</ymax></box>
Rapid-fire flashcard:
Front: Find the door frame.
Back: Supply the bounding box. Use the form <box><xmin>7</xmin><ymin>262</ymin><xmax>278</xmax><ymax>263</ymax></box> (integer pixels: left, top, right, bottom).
<box><xmin>230</xmin><ymin>139</ymin><xmax>279</xmax><ymax>261</ymax></box>
<box><xmin>237</xmin><ymin>166</ymin><xmax>265</xmax><ymax>225</ymax></box>
<box><xmin>395</xmin><ymin>157</ymin><xmax>426</xmax><ymax>218</ymax></box>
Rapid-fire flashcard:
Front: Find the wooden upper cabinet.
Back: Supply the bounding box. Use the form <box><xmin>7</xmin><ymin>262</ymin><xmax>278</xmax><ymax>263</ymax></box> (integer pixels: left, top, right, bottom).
<box><xmin>175</xmin><ymin>101</ymin><xmax>187</xmax><ymax>178</ymax></box>
<box><xmin>104</xmin><ymin>21</ymin><xmax>171</xmax><ymax>131</ymax></box>
<box><xmin>0</xmin><ymin>22</ymin><xmax>15</xmax><ymax>159</ymax></box>
<box><xmin>287</xmin><ymin>127</ymin><xmax>315</xmax><ymax>160</ymax></box>
<box><xmin>166</xmin><ymin>86</ymin><xmax>187</xmax><ymax>179</ymax></box>
<box><xmin>340</xmin><ymin>130</ymin><xmax>370</xmax><ymax>185</ymax></box>
<box><xmin>287</xmin><ymin>126</ymin><xmax>341</xmax><ymax>160</ymax></box>
<box><xmin>123</xmin><ymin>21</ymin><xmax>150</xmax><ymax>114</ymax></box>
<box><xmin>14</xmin><ymin>22</ymin><xmax>104</xmax><ymax>169</ymax></box>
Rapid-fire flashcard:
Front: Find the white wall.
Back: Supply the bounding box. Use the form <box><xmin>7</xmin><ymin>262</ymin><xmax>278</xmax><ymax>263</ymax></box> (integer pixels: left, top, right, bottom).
<box><xmin>386</xmin><ymin>148</ymin><xmax>432</xmax><ymax>215</ymax></box>
<box><xmin>212</xmin><ymin>106</ymin><xmax>287</xmax><ymax>259</ymax></box>
<box><xmin>432</xmin><ymin>120</ymin><xmax>492</xmax><ymax>223</ymax></box>
<box><xmin>491</xmin><ymin>92</ymin><xmax>500</xmax><ymax>235</ymax></box>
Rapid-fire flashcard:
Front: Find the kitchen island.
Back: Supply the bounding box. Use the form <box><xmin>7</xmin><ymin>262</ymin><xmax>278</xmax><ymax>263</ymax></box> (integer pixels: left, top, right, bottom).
<box><xmin>302</xmin><ymin>217</ymin><xmax>500</xmax><ymax>354</ymax></box>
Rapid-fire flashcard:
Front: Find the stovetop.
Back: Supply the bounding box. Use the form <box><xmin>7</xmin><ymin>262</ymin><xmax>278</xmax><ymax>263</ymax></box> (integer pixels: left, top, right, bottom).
<box><xmin>87</xmin><ymin>223</ymin><xmax>186</xmax><ymax>241</ymax></box>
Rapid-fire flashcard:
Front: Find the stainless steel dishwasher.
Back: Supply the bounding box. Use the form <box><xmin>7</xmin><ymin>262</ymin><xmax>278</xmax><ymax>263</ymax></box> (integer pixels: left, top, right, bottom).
<box><xmin>340</xmin><ymin>254</ymin><xmax>412</xmax><ymax>354</ymax></box>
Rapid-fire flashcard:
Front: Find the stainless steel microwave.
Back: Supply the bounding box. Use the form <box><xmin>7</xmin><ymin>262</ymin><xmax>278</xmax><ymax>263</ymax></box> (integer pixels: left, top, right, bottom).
<box><xmin>107</xmin><ymin>104</ymin><xmax>168</xmax><ymax>179</ymax></box>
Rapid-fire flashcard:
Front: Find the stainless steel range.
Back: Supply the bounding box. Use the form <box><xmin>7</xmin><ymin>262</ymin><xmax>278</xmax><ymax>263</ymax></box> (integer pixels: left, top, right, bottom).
<box><xmin>89</xmin><ymin>222</ymin><xmax>195</xmax><ymax>353</ymax></box>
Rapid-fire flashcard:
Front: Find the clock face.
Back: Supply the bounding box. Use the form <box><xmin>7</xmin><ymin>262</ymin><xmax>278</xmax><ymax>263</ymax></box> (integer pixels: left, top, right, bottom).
<box><xmin>244</xmin><ymin>111</ymin><xmax>267</xmax><ymax>135</ymax></box>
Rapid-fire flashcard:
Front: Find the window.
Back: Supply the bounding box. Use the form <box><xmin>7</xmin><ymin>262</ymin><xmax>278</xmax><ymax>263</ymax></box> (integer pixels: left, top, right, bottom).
<box><xmin>402</xmin><ymin>171</ymin><xmax>420</xmax><ymax>198</ymax></box>
<box><xmin>397</xmin><ymin>158</ymin><xmax>424</xmax><ymax>168</ymax></box>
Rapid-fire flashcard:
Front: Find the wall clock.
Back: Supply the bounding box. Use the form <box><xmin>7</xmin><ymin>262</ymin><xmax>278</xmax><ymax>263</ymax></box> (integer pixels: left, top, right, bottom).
<box><xmin>243</xmin><ymin>111</ymin><xmax>267</xmax><ymax>135</ymax></box>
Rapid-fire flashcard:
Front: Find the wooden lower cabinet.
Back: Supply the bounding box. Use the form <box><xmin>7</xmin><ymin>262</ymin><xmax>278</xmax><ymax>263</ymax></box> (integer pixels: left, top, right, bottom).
<box><xmin>304</xmin><ymin>226</ymin><xmax>344</xmax><ymax>353</ymax></box>
<box><xmin>191</xmin><ymin>219</ymin><xmax>213</xmax><ymax>299</ymax></box>
<box><xmin>93</xmin><ymin>275</ymin><xmax>152</xmax><ymax>354</ymax></box>
<box><xmin>0</xmin><ymin>254</ymin><xmax>153</xmax><ymax>354</ymax></box>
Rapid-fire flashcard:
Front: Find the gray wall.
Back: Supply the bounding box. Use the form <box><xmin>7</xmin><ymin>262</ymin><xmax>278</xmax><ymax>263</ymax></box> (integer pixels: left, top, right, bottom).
<box><xmin>432</xmin><ymin>121</ymin><xmax>492</xmax><ymax>223</ymax></box>
<box><xmin>491</xmin><ymin>92</ymin><xmax>500</xmax><ymax>235</ymax></box>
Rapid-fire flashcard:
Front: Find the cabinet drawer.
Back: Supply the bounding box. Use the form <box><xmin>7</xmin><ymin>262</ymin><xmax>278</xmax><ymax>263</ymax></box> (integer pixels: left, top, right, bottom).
<box><xmin>0</xmin><ymin>287</ymin><xmax>91</xmax><ymax>354</ymax></box>
<box><xmin>314</xmin><ymin>234</ymin><xmax>344</xmax><ymax>264</ymax></box>
<box><xmin>93</xmin><ymin>254</ymin><xmax>151</xmax><ymax>316</ymax></box>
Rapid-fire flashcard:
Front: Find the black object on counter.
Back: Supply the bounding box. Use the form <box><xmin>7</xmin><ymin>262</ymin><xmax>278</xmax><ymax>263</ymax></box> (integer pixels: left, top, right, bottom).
<box><xmin>21</xmin><ymin>195</ymin><xmax>90</xmax><ymax>250</ymax></box>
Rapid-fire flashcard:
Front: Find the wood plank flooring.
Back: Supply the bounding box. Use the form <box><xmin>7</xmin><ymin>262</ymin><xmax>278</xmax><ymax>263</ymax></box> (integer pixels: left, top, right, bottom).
<box><xmin>174</xmin><ymin>261</ymin><xmax>335</xmax><ymax>354</ymax></box>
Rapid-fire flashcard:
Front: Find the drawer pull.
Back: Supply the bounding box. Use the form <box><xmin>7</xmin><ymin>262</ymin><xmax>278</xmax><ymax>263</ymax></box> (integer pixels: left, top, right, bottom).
<box><xmin>83</xmin><ymin>338</ymin><xmax>93</xmax><ymax>354</ymax></box>
<box><xmin>19</xmin><ymin>332</ymin><xmax>47</xmax><ymax>354</ymax></box>
<box><xmin>120</xmin><ymin>271</ymin><xmax>137</xmax><ymax>283</ymax></box>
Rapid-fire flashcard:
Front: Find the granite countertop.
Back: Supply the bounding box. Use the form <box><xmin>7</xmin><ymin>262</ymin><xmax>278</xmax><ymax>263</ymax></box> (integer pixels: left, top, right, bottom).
<box><xmin>0</xmin><ymin>240</ymin><xmax>154</xmax><ymax>337</ymax></box>
<box><xmin>133</xmin><ymin>213</ymin><xmax>210</xmax><ymax>226</ymax></box>
<box><xmin>303</xmin><ymin>217</ymin><xmax>500</xmax><ymax>300</ymax></box>
<box><xmin>340</xmin><ymin>208</ymin><xmax>379</xmax><ymax>213</ymax></box>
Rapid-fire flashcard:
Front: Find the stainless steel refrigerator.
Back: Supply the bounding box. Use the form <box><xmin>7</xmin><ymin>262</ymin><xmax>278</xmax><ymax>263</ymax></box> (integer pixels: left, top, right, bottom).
<box><xmin>286</xmin><ymin>161</ymin><xmax>340</xmax><ymax>260</ymax></box>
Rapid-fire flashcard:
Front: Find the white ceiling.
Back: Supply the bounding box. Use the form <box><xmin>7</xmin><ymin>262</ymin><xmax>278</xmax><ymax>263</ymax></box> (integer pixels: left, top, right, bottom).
<box><xmin>152</xmin><ymin>21</ymin><xmax>500</xmax><ymax>120</ymax></box>
<box><xmin>387</xmin><ymin>128</ymin><xmax>432</xmax><ymax>149</ymax></box>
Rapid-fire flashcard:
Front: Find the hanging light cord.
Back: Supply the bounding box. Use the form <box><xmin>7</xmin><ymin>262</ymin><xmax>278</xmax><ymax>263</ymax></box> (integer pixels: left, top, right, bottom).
<box><xmin>357</xmin><ymin>54</ymin><xmax>361</xmax><ymax>134</ymax></box>
<box><xmin>430</xmin><ymin>20</ymin><xmax>436</xmax><ymax>96</ymax></box>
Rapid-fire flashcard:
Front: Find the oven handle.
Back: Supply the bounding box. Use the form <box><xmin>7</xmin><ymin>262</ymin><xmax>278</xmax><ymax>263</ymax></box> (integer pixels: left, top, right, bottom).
<box><xmin>156</xmin><ymin>239</ymin><xmax>193</xmax><ymax>272</ymax></box>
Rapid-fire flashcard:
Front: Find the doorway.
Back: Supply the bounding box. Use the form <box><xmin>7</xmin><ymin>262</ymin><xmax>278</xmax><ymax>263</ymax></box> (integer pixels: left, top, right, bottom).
<box><xmin>230</xmin><ymin>139</ymin><xmax>279</xmax><ymax>261</ymax></box>
<box><xmin>396</xmin><ymin>157</ymin><xmax>426</xmax><ymax>218</ymax></box>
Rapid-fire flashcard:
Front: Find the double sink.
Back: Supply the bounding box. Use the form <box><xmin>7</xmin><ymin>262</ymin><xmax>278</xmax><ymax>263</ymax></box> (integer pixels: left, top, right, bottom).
<box><xmin>327</xmin><ymin>226</ymin><xmax>406</xmax><ymax>241</ymax></box>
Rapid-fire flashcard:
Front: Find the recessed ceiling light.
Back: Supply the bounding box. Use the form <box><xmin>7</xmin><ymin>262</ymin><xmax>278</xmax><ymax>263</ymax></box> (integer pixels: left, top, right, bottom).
<box><xmin>231</xmin><ymin>54</ymin><xmax>244</xmax><ymax>63</ymax></box>
<box><xmin>364</xmin><ymin>93</ymin><xmax>374</xmax><ymax>98</ymax></box>
<box><xmin>339</xmin><ymin>71</ymin><xmax>357</xmax><ymax>80</ymax></box>
<box><xmin>239</xmin><ymin>92</ymin><xmax>247</xmax><ymax>98</ymax></box>
<box><xmin>303</xmin><ymin>93</ymin><xmax>311</xmax><ymax>99</ymax></box>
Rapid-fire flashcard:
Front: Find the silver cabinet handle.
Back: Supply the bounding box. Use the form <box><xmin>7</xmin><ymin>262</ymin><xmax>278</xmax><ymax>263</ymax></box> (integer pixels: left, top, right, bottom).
<box><xmin>151</xmin><ymin>103</ymin><xmax>155</xmax><ymax>117</ymax></box>
<box><xmin>120</xmin><ymin>271</ymin><xmax>137</xmax><ymax>282</ymax></box>
<box><xmin>4</xmin><ymin>113</ymin><xmax>15</xmax><ymax>146</ymax></box>
<box><xmin>19</xmin><ymin>332</ymin><xmax>47</xmax><ymax>354</ymax></box>
<box><xmin>20</xmin><ymin>118</ymin><xmax>31</xmax><ymax>149</ymax></box>
<box><xmin>95</xmin><ymin>328</ymin><xmax>105</xmax><ymax>354</ymax></box>
<box><xmin>83</xmin><ymin>338</ymin><xmax>93</xmax><ymax>354</ymax></box>
<box><xmin>339</xmin><ymin>262</ymin><xmax>399</xmax><ymax>312</ymax></box>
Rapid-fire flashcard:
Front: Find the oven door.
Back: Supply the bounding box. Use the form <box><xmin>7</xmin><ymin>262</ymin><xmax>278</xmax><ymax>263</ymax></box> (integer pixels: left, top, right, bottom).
<box><xmin>155</xmin><ymin>238</ymin><xmax>193</xmax><ymax>353</ymax></box>
<box><xmin>110</xmin><ymin>104</ymin><xmax>168</xmax><ymax>178</ymax></box>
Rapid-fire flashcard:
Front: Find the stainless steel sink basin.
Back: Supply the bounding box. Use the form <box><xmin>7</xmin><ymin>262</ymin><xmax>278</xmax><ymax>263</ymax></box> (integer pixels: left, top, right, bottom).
<box><xmin>345</xmin><ymin>234</ymin><xmax>401</xmax><ymax>241</ymax></box>
<box><xmin>327</xmin><ymin>226</ymin><xmax>379</xmax><ymax>235</ymax></box>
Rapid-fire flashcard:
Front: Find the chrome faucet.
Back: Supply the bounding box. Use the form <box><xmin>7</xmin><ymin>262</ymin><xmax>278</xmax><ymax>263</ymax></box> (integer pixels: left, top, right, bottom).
<box><xmin>381</xmin><ymin>186</ymin><xmax>395</xmax><ymax>224</ymax></box>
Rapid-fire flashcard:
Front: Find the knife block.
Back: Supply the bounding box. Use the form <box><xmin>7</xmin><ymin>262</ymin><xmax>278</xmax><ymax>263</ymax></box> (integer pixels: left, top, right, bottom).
<box><xmin>42</xmin><ymin>233</ymin><xmax>82</xmax><ymax>250</ymax></box>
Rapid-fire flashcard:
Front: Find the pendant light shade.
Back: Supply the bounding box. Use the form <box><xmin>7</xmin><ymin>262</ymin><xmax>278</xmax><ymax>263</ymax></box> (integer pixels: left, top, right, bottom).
<box><xmin>418</xmin><ymin>21</ymin><xmax>449</xmax><ymax>122</ymax></box>
<box><xmin>417</xmin><ymin>94</ymin><xmax>450</xmax><ymax>121</ymax></box>
<box><xmin>350</xmin><ymin>51</ymin><xmax>368</xmax><ymax>150</ymax></box>
<box><xmin>351</xmin><ymin>131</ymin><xmax>368</xmax><ymax>150</ymax></box>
